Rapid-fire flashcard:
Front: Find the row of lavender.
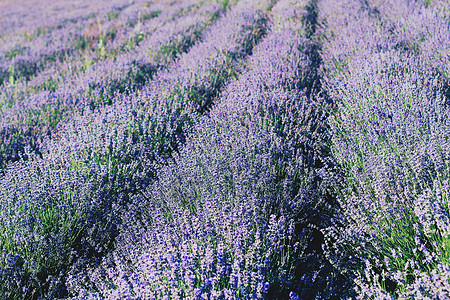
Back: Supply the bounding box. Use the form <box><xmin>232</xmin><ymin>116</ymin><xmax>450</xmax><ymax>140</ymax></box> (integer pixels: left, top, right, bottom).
<box><xmin>0</xmin><ymin>0</ymin><xmax>135</xmax><ymax>37</ymax></box>
<box><xmin>0</xmin><ymin>0</ymin><xmax>190</xmax><ymax>105</ymax></box>
<box><xmin>318</xmin><ymin>0</ymin><xmax>450</xmax><ymax>297</ymax></box>
<box><xmin>0</xmin><ymin>0</ymin><xmax>223</xmax><ymax>170</ymax></box>
<box><xmin>0</xmin><ymin>0</ymin><xmax>275</xmax><ymax>297</ymax></box>
<box><xmin>0</xmin><ymin>0</ymin><xmax>197</xmax><ymax>92</ymax></box>
<box><xmin>0</xmin><ymin>0</ymin><xmax>203</xmax><ymax>88</ymax></box>
<box><xmin>2</xmin><ymin>0</ymin><xmax>449</xmax><ymax>297</ymax></box>
<box><xmin>0</xmin><ymin>0</ymin><xmax>139</xmax><ymax>85</ymax></box>
<box><xmin>64</xmin><ymin>0</ymin><xmax>349</xmax><ymax>298</ymax></box>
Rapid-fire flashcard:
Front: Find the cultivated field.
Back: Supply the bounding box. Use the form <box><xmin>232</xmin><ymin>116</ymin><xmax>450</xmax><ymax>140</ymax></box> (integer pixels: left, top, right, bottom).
<box><xmin>0</xmin><ymin>0</ymin><xmax>449</xmax><ymax>298</ymax></box>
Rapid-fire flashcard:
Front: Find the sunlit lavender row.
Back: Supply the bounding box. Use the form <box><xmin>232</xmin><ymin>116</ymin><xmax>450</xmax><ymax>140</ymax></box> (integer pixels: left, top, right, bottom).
<box><xmin>319</xmin><ymin>0</ymin><xmax>450</xmax><ymax>298</ymax></box>
<box><xmin>0</xmin><ymin>0</ymin><xmax>140</xmax><ymax>85</ymax></box>
<box><xmin>1</xmin><ymin>0</ymin><xmax>449</xmax><ymax>298</ymax></box>
<box><xmin>0</xmin><ymin>0</ymin><xmax>190</xmax><ymax>94</ymax></box>
<box><xmin>0</xmin><ymin>0</ymin><xmax>225</xmax><ymax>170</ymax></box>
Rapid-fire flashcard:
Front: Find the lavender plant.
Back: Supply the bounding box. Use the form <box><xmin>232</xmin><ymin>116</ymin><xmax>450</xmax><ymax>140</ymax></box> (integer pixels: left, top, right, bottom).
<box><xmin>0</xmin><ymin>0</ymin><xmax>224</xmax><ymax>170</ymax></box>
<box><xmin>5</xmin><ymin>0</ymin><xmax>449</xmax><ymax>298</ymax></box>
<box><xmin>367</xmin><ymin>0</ymin><xmax>450</xmax><ymax>110</ymax></box>
<box><xmin>319</xmin><ymin>0</ymin><xmax>450</xmax><ymax>297</ymax></box>
<box><xmin>0</xmin><ymin>0</ymin><xmax>191</xmax><ymax>103</ymax></box>
<box><xmin>65</xmin><ymin>0</ymin><xmax>353</xmax><ymax>298</ymax></box>
<box><xmin>0</xmin><ymin>0</ymin><xmax>132</xmax><ymax>37</ymax></box>
<box><xmin>0</xmin><ymin>0</ymin><xmax>272</xmax><ymax>297</ymax></box>
<box><xmin>1</xmin><ymin>0</ymin><xmax>198</xmax><ymax>97</ymax></box>
<box><xmin>0</xmin><ymin>0</ymin><xmax>135</xmax><ymax>86</ymax></box>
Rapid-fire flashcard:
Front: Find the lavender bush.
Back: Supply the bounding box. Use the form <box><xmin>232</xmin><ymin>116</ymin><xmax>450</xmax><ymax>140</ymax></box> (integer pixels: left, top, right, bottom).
<box><xmin>64</xmin><ymin>0</ymin><xmax>354</xmax><ymax>298</ymax></box>
<box><xmin>1</xmin><ymin>0</ymin><xmax>200</xmax><ymax>97</ymax></box>
<box><xmin>0</xmin><ymin>0</ymin><xmax>135</xmax><ymax>85</ymax></box>
<box><xmin>0</xmin><ymin>0</ymin><xmax>224</xmax><ymax>170</ymax></box>
<box><xmin>0</xmin><ymin>0</ymin><xmax>275</xmax><ymax>297</ymax></box>
<box><xmin>319</xmin><ymin>0</ymin><xmax>450</xmax><ymax>297</ymax></box>
<box><xmin>2</xmin><ymin>0</ymin><xmax>449</xmax><ymax>298</ymax></box>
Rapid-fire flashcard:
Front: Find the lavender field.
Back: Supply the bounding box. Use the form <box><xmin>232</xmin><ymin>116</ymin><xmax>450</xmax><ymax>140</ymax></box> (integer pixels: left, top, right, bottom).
<box><xmin>1</xmin><ymin>0</ymin><xmax>450</xmax><ymax>298</ymax></box>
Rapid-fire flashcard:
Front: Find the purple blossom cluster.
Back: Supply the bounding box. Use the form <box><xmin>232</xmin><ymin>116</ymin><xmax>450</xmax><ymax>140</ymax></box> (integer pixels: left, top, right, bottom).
<box><xmin>0</xmin><ymin>0</ymin><xmax>224</xmax><ymax>170</ymax></box>
<box><xmin>2</xmin><ymin>0</ymin><xmax>448</xmax><ymax>298</ymax></box>
<box><xmin>0</xmin><ymin>0</ymin><xmax>131</xmax><ymax>37</ymax></box>
<box><xmin>0</xmin><ymin>0</ymin><xmax>199</xmax><ymax>124</ymax></box>
<box><xmin>0</xmin><ymin>0</ymin><xmax>280</xmax><ymax>297</ymax></box>
<box><xmin>4</xmin><ymin>0</ymin><xmax>202</xmax><ymax>94</ymax></box>
<box><xmin>0</xmin><ymin>0</ymin><xmax>137</xmax><ymax>85</ymax></box>
<box><xmin>318</xmin><ymin>0</ymin><xmax>450</xmax><ymax>297</ymax></box>
<box><xmin>65</xmin><ymin>0</ymin><xmax>345</xmax><ymax>298</ymax></box>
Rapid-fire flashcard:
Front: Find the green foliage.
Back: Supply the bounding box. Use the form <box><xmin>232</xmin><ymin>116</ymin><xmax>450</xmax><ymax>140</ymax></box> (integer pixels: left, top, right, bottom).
<box><xmin>74</xmin><ymin>35</ymin><xmax>89</xmax><ymax>51</ymax></box>
<box><xmin>4</xmin><ymin>47</ymin><xmax>23</xmax><ymax>60</ymax></box>
<box><xmin>216</xmin><ymin>0</ymin><xmax>230</xmax><ymax>10</ymax></box>
<box><xmin>107</xmin><ymin>11</ymin><xmax>119</xmax><ymax>21</ymax></box>
<box><xmin>141</xmin><ymin>10</ymin><xmax>162</xmax><ymax>21</ymax></box>
<box><xmin>8</xmin><ymin>62</ymin><xmax>15</xmax><ymax>86</ymax></box>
